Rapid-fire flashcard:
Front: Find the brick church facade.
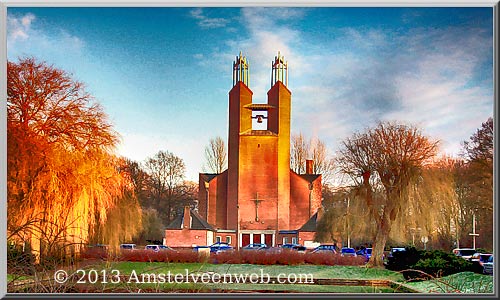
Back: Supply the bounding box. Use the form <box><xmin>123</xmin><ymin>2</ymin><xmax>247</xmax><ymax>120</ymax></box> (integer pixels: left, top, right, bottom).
<box><xmin>165</xmin><ymin>52</ymin><xmax>323</xmax><ymax>249</ymax></box>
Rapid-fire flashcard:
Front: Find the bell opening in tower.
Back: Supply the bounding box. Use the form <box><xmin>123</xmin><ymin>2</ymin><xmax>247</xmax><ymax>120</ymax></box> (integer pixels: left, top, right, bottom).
<box><xmin>252</xmin><ymin>111</ymin><xmax>268</xmax><ymax>130</ymax></box>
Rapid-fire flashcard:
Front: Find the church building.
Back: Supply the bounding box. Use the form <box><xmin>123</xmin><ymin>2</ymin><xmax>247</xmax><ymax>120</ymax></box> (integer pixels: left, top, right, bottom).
<box><xmin>165</xmin><ymin>52</ymin><xmax>323</xmax><ymax>249</ymax></box>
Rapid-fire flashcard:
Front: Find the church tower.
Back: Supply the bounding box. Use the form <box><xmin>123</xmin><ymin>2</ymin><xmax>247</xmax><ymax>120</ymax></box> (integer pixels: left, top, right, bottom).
<box><xmin>227</xmin><ymin>52</ymin><xmax>253</xmax><ymax>230</ymax></box>
<box><xmin>268</xmin><ymin>52</ymin><xmax>291</xmax><ymax>230</ymax></box>
<box><xmin>227</xmin><ymin>52</ymin><xmax>292</xmax><ymax>246</ymax></box>
<box><xmin>167</xmin><ymin>52</ymin><xmax>323</xmax><ymax>249</ymax></box>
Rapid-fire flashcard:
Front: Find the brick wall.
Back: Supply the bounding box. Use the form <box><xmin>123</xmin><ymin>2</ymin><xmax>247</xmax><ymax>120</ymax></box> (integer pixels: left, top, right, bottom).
<box><xmin>238</xmin><ymin>134</ymin><xmax>279</xmax><ymax>231</ymax></box>
<box><xmin>289</xmin><ymin>173</ymin><xmax>322</xmax><ymax>229</ymax></box>
<box><xmin>165</xmin><ymin>229</ymin><xmax>213</xmax><ymax>247</ymax></box>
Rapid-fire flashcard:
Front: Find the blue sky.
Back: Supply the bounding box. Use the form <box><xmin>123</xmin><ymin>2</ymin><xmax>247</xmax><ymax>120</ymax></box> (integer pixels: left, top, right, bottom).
<box><xmin>7</xmin><ymin>7</ymin><xmax>494</xmax><ymax>182</ymax></box>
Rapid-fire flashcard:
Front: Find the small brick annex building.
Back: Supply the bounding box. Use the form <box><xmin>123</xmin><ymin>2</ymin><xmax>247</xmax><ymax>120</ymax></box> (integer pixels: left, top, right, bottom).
<box><xmin>165</xmin><ymin>52</ymin><xmax>323</xmax><ymax>249</ymax></box>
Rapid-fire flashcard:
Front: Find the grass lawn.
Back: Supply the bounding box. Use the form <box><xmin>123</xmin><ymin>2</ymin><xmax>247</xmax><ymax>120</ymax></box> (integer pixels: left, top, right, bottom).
<box><xmin>67</xmin><ymin>261</ymin><xmax>406</xmax><ymax>293</ymax></box>
<box><xmin>9</xmin><ymin>262</ymin><xmax>493</xmax><ymax>293</ymax></box>
<box><xmin>87</xmin><ymin>261</ymin><xmax>404</xmax><ymax>281</ymax></box>
<box><xmin>86</xmin><ymin>262</ymin><xmax>494</xmax><ymax>293</ymax></box>
<box><xmin>7</xmin><ymin>274</ymin><xmax>32</xmax><ymax>283</ymax></box>
<box><xmin>406</xmin><ymin>272</ymin><xmax>494</xmax><ymax>294</ymax></box>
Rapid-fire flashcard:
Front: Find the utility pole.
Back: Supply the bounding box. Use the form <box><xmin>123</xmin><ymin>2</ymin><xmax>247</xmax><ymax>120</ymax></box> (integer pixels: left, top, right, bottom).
<box><xmin>347</xmin><ymin>197</ymin><xmax>350</xmax><ymax>248</ymax></box>
<box><xmin>469</xmin><ymin>213</ymin><xmax>479</xmax><ymax>249</ymax></box>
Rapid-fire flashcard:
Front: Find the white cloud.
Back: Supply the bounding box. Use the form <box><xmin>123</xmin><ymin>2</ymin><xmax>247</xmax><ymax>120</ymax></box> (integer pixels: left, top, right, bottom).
<box><xmin>383</xmin><ymin>27</ymin><xmax>493</xmax><ymax>145</ymax></box>
<box><xmin>207</xmin><ymin>9</ymin><xmax>492</xmax><ymax>159</ymax></box>
<box><xmin>7</xmin><ymin>12</ymin><xmax>85</xmax><ymax>60</ymax></box>
<box><xmin>8</xmin><ymin>13</ymin><xmax>35</xmax><ymax>41</ymax></box>
<box><xmin>190</xmin><ymin>8</ymin><xmax>229</xmax><ymax>29</ymax></box>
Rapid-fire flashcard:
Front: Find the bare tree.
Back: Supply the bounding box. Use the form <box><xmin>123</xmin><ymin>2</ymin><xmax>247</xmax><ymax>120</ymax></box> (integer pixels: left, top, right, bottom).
<box><xmin>290</xmin><ymin>133</ymin><xmax>309</xmax><ymax>174</ymax></box>
<box><xmin>291</xmin><ymin>133</ymin><xmax>336</xmax><ymax>184</ymax></box>
<box><xmin>457</xmin><ymin>117</ymin><xmax>493</xmax><ymax>250</ymax></box>
<box><xmin>310</xmin><ymin>138</ymin><xmax>336</xmax><ymax>183</ymax></box>
<box><xmin>144</xmin><ymin>150</ymin><xmax>186</xmax><ymax>224</ymax></box>
<box><xmin>203</xmin><ymin>136</ymin><xmax>227</xmax><ymax>173</ymax></box>
<box><xmin>121</xmin><ymin>158</ymin><xmax>150</xmax><ymax>206</ymax></box>
<box><xmin>337</xmin><ymin>122</ymin><xmax>438</xmax><ymax>266</ymax></box>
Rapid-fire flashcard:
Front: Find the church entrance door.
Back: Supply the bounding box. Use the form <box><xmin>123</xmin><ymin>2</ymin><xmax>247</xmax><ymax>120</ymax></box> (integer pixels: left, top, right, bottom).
<box><xmin>253</xmin><ymin>234</ymin><xmax>261</xmax><ymax>244</ymax></box>
<box><xmin>242</xmin><ymin>234</ymin><xmax>250</xmax><ymax>247</ymax></box>
<box><xmin>264</xmin><ymin>234</ymin><xmax>273</xmax><ymax>246</ymax></box>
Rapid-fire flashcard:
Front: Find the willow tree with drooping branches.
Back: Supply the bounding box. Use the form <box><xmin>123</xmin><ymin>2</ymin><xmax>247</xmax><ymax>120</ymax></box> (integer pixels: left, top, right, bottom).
<box><xmin>7</xmin><ymin>57</ymin><xmax>142</xmax><ymax>262</ymax></box>
<box><xmin>400</xmin><ymin>156</ymin><xmax>461</xmax><ymax>250</ymax></box>
<box><xmin>336</xmin><ymin>122</ymin><xmax>439</xmax><ymax>267</ymax></box>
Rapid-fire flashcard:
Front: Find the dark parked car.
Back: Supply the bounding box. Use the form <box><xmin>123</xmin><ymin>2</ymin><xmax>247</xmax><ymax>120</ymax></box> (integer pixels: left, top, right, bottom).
<box><xmin>482</xmin><ymin>256</ymin><xmax>493</xmax><ymax>275</ymax></box>
<box><xmin>281</xmin><ymin>244</ymin><xmax>306</xmax><ymax>251</ymax></box>
<box><xmin>194</xmin><ymin>242</ymin><xmax>233</xmax><ymax>253</ymax></box>
<box><xmin>120</xmin><ymin>243</ymin><xmax>136</xmax><ymax>250</ymax></box>
<box><xmin>470</xmin><ymin>253</ymin><xmax>492</xmax><ymax>264</ymax></box>
<box><xmin>242</xmin><ymin>243</ymin><xmax>268</xmax><ymax>250</ymax></box>
<box><xmin>356</xmin><ymin>248</ymin><xmax>372</xmax><ymax>260</ymax></box>
<box><xmin>341</xmin><ymin>247</ymin><xmax>357</xmax><ymax>257</ymax></box>
<box><xmin>469</xmin><ymin>253</ymin><xmax>493</xmax><ymax>273</ymax></box>
<box><xmin>312</xmin><ymin>244</ymin><xmax>338</xmax><ymax>254</ymax></box>
<box><xmin>388</xmin><ymin>247</ymin><xmax>406</xmax><ymax>258</ymax></box>
<box><xmin>453</xmin><ymin>248</ymin><xmax>477</xmax><ymax>260</ymax></box>
<box><xmin>209</xmin><ymin>242</ymin><xmax>233</xmax><ymax>253</ymax></box>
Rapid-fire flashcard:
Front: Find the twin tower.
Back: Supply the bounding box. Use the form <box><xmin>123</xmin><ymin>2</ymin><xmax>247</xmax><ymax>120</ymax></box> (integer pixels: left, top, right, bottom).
<box><xmin>227</xmin><ymin>51</ymin><xmax>293</xmax><ymax>233</ymax></box>
<box><xmin>191</xmin><ymin>52</ymin><xmax>321</xmax><ymax>248</ymax></box>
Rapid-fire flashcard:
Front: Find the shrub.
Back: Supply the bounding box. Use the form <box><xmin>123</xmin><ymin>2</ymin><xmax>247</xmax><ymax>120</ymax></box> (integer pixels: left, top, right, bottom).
<box><xmin>117</xmin><ymin>249</ymin><xmax>201</xmax><ymax>263</ymax></box>
<box><xmin>386</xmin><ymin>247</ymin><xmax>474</xmax><ymax>280</ymax></box>
<box><xmin>209</xmin><ymin>250</ymin><xmax>366</xmax><ymax>266</ymax></box>
<box><xmin>112</xmin><ymin>248</ymin><xmax>368</xmax><ymax>266</ymax></box>
<box><xmin>7</xmin><ymin>245</ymin><xmax>36</xmax><ymax>275</ymax></box>
<box><xmin>210</xmin><ymin>250</ymin><xmax>241</xmax><ymax>264</ymax></box>
<box><xmin>80</xmin><ymin>247</ymin><xmax>108</xmax><ymax>260</ymax></box>
<box><xmin>414</xmin><ymin>250</ymin><xmax>473</xmax><ymax>277</ymax></box>
<box><xmin>385</xmin><ymin>246</ymin><xmax>422</xmax><ymax>272</ymax></box>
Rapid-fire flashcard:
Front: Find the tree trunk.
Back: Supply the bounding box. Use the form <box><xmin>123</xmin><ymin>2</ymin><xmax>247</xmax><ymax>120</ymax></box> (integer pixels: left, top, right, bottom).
<box><xmin>368</xmin><ymin>215</ymin><xmax>390</xmax><ymax>267</ymax></box>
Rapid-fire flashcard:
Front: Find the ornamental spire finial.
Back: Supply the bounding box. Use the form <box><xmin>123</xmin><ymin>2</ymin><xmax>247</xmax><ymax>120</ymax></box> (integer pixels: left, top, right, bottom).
<box><xmin>233</xmin><ymin>51</ymin><xmax>249</xmax><ymax>87</ymax></box>
<box><xmin>271</xmin><ymin>51</ymin><xmax>288</xmax><ymax>87</ymax></box>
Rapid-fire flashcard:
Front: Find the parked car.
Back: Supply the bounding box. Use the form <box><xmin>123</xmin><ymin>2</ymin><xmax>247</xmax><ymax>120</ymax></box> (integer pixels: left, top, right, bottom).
<box><xmin>470</xmin><ymin>253</ymin><xmax>492</xmax><ymax>264</ymax></box>
<box><xmin>388</xmin><ymin>247</ymin><xmax>406</xmax><ymax>258</ymax></box>
<box><xmin>341</xmin><ymin>247</ymin><xmax>357</xmax><ymax>257</ymax></box>
<box><xmin>209</xmin><ymin>242</ymin><xmax>233</xmax><ymax>253</ymax></box>
<box><xmin>452</xmin><ymin>248</ymin><xmax>477</xmax><ymax>260</ymax></box>
<box><xmin>242</xmin><ymin>243</ymin><xmax>268</xmax><ymax>250</ymax></box>
<box><xmin>281</xmin><ymin>244</ymin><xmax>306</xmax><ymax>252</ymax></box>
<box><xmin>469</xmin><ymin>253</ymin><xmax>493</xmax><ymax>273</ymax></box>
<box><xmin>145</xmin><ymin>245</ymin><xmax>175</xmax><ymax>252</ymax></box>
<box><xmin>120</xmin><ymin>243</ymin><xmax>136</xmax><ymax>250</ymax></box>
<box><xmin>482</xmin><ymin>255</ymin><xmax>494</xmax><ymax>275</ymax></box>
<box><xmin>312</xmin><ymin>244</ymin><xmax>338</xmax><ymax>254</ymax></box>
<box><xmin>356</xmin><ymin>248</ymin><xmax>372</xmax><ymax>260</ymax></box>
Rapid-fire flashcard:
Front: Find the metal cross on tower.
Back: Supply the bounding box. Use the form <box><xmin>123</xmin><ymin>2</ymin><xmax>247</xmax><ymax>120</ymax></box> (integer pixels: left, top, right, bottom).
<box><xmin>251</xmin><ymin>193</ymin><xmax>264</xmax><ymax>222</ymax></box>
